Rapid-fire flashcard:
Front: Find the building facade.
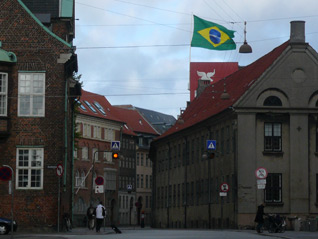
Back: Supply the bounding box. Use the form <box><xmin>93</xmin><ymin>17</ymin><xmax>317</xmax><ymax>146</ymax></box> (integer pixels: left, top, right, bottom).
<box><xmin>114</xmin><ymin>105</ymin><xmax>159</xmax><ymax>226</ymax></box>
<box><xmin>150</xmin><ymin>21</ymin><xmax>318</xmax><ymax>229</ymax></box>
<box><xmin>0</xmin><ymin>0</ymin><xmax>79</xmax><ymax>230</ymax></box>
<box><xmin>74</xmin><ymin>90</ymin><xmax>123</xmax><ymax>226</ymax></box>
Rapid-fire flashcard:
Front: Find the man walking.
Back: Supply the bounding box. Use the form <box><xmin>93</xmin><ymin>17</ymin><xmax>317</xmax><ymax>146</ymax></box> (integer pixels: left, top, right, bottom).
<box><xmin>95</xmin><ymin>201</ymin><xmax>106</xmax><ymax>232</ymax></box>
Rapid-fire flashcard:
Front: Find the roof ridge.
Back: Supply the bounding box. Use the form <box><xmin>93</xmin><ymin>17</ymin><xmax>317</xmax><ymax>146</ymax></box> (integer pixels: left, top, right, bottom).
<box><xmin>157</xmin><ymin>40</ymin><xmax>290</xmax><ymax>140</ymax></box>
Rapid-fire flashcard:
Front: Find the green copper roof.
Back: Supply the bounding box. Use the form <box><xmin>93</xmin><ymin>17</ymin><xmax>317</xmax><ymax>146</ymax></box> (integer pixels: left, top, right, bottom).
<box><xmin>60</xmin><ymin>0</ymin><xmax>73</xmax><ymax>18</ymax></box>
<box><xmin>0</xmin><ymin>42</ymin><xmax>17</xmax><ymax>63</ymax></box>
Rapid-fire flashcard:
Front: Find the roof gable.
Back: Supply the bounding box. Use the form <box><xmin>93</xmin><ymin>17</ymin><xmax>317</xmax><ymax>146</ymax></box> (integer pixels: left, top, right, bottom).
<box><xmin>114</xmin><ymin>106</ymin><xmax>159</xmax><ymax>136</ymax></box>
<box><xmin>17</xmin><ymin>0</ymin><xmax>71</xmax><ymax>48</ymax></box>
<box><xmin>158</xmin><ymin>41</ymin><xmax>290</xmax><ymax>140</ymax></box>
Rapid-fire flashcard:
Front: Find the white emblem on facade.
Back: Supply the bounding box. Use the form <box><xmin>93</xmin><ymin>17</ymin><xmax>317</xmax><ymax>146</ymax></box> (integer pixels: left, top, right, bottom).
<box><xmin>197</xmin><ymin>69</ymin><xmax>216</xmax><ymax>81</ymax></box>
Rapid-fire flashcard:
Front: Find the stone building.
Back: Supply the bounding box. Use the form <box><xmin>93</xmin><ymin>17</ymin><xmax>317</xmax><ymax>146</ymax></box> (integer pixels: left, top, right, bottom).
<box><xmin>150</xmin><ymin>21</ymin><xmax>318</xmax><ymax>229</ymax></box>
<box><xmin>0</xmin><ymin>0</ymin><xmax>79</xmax><ymax>230</ymax></box>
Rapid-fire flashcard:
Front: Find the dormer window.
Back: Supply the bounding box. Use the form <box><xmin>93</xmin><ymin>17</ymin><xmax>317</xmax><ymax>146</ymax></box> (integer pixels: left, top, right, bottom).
<box><xmin>84</xmin><ymin>100</ymin><xmax>97</xmax><ymax>113</ymax></box>
<box><xmin>76</xmin><ymin>100</ymin><xmax>86</xmax><ymax>111</ymax></box>
<box><xmin>139</xmin><ymin>120</ymin><xmax>143</xmax><ymax>125</ymax></box>
<box><xmin>263</xmin><ymin>96</ymin><xmax>282</xmax><ymax>106</ymax></box>
<box><xmin>93</xmin><ymin>101</ymin><xmax>106</xmax><ymax>115</ymax></box>
<box><xmin>0</xmin><ymin>73</ymin><xmax>8</xmax><ymax>116</ymax></box>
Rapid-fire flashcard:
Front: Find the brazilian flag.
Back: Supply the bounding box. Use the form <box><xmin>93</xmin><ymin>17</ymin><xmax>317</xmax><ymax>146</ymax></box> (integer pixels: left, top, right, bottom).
<box><xmin>191</xmin><ymin>15</ymin><xmax>236</xmax><ymax>51</ymax></box>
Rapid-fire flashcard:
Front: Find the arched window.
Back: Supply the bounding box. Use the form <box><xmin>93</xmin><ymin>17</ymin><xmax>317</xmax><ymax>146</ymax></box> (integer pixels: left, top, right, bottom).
<box><xmin>263</xmin><ymin>96</ymin><xmax>282</xmax><ymax>106</ymax></box>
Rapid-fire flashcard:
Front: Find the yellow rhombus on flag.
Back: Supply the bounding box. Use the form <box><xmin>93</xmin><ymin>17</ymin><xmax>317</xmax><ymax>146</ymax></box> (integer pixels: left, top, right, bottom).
<box><xmin>191</xmin><ymin>15</ymin><xmax>236</xmax><ymax>51</ymax></box>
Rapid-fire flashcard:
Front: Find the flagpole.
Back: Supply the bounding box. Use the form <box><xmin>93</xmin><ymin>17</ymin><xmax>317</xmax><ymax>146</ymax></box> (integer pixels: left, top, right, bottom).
<box><xmin>188</xmin><ymin>14</ymin><xmax>193</xmax><ymax>101</ymax></box>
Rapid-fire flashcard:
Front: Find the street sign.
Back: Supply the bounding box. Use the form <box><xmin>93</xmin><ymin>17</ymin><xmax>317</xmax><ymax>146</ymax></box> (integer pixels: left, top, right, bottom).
<box><xmin>95</xmin><ymin>185</ymin><xmax>104</xmax><ymax>193</ymax></box>
<box><xmin>0</xmin><ymin>166</ymin><xmax>12</xmax><ymax>181</ymax></box>
<box><xmin>257</xmin><ymin>179</ymin><xmax>266</xmax><ymax>185</ymax></box>
<box><xmin>257</xmin><ymin>179</ymin><xmax>267</xmax><ymax>190</ymax></box>
<box><xmin>220</xmin><ymin>182</ymin><xmax>229</xmax><ymax>192</ymax></box>
<box><xmin>56</xmin><ymin>164</ymin><xmax>64</xmax><ymax>177</ymax></box>
<box><xmin>255</xmin><ymin>167</ymin><xmax>268</xmax><ymax>179</ymax></box>
<box><xmin>127</xmin><ymin>184</ymin><xmax>132</xmax><ymax>190</ymax></box>
<box><xmin>95</xmin><ymin>176</ymin><xmax>104</xmax><ymax>185</ymax></box>
<box><xmin>257</xmin><ymin>184</ymin><xmax>266</xmax><ymax>189</ymax></box>
<box><xmin>219</xmin><ymin>192</ymin><xmax>227</xmax><ymax>197</ymax></box>
<box><xmin>111</xmin><ymin>141</ymin><xmax>121</xmax><ymax>150</ymax></box>
<box><xmin>206</xmin><ymin>140</ymin><xmax>216</xmax><ymax>150</ymax></box>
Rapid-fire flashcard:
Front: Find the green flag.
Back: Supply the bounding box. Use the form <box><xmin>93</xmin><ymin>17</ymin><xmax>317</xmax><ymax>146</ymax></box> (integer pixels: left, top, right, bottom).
<box><xmin>191</xmin><ymin>15</ymin><xmax>236</xmax><ymax>51</ymax></box>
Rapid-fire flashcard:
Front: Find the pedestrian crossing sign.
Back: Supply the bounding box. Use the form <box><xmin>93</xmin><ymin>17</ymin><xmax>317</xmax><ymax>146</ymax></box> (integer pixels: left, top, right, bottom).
<box><xmin>206</xmin><ymin>140</ymin><xmax>216</xmax><ymax>150</ymax></box>
<box><xmin>111</xmin><ymin>141</ymin><xmax>121</xmax><ymax>150</ymax></box>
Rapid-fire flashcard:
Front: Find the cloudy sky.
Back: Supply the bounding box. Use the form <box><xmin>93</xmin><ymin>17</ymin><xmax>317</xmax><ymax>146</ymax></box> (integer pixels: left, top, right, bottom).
<box><xmin>74</xmin><ymin>0</ymin><xmax>318</xmax><ymax>118</ymax></box>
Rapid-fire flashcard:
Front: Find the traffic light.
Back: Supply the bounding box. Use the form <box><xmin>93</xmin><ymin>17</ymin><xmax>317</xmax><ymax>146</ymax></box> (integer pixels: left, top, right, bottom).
<box><xmin>112</xmin><ymin>152</ymin><xmax>119</xmax><ymax>159</ymax></box>
<box><xmin>209</xmin><ymin>152</ymin><xmax>215</xmax><ymax>159</ymax></box>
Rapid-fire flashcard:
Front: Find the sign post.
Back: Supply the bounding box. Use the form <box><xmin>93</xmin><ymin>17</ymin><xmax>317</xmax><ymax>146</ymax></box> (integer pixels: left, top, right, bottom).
<box><xmin>56</xmin><ymin>164</ymin><xmax>64</xmax><ymax>232</ymax></box>
<box><xmin>219</xmin><ymin>182</ymin><xmax>229</xmax><ymax>230</ymax></box>
<box><xmin>255</xmin><ymin>167</ymin><xmax>268</xmax><ymax>190</ymax></box>
<box><xmin>1</xmin><ymin>165</ymin><xmax>14</xmax><ymax>238</ymax></box>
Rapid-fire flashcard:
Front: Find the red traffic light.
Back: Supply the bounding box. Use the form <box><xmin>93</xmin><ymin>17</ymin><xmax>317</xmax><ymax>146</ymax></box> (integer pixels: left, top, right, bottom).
<box><xmin>112</xmin><ymin>152</ymin><xmax>119</xmax><ymax>159</ymax></box>
<box><xmin>209</xmin><ymin>153</ymin><xmax>215</xmax><ymax>159</ymax></box>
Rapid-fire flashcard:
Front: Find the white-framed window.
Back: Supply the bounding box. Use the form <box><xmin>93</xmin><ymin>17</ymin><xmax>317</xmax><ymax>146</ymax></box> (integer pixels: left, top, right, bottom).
<box><xmin>81</xmin><ymin>171</ymin><xmax>86</xmax><ymax>187</ymax></box>
<box><xmin>73</xmin><ymin>148</ymin><xmax>78</xmax><ymax>159</ymax></box>
<box><xmin>104</xmin><ymin>152</ymin><xmax>112</xmax><ymax>162</ymax></box>
<box><xmin>93</xmin><ymin>126</ymin><xmax>101</xmax><ymax>139</ymax></box>
<box><xmin>83</xmin><ymin>123</ymin><xmax>91</xmax><ymax>138</ymax></box>
<box><xmin>16</xmin><ymin>148</ymin><xmax>44</xmax><ymax>189</ymax></box>
<box><xmin>18</xmin><ymin>72</ymin><xmax>45</xmax><ymax>117</ymax></box>
<box><xmin>82</xmin><ymin>147</ymin><xmax>88</xmax><ymax>161</ymax></box>
<box><xmin>92</xmin><ymin>148</ymin><xmax>98</xmax><ymax>162</ymax></box>
<box><xmin>105</xmin><ymin>170</ymin><xmax>117</xmax><ymax>190</ymax></box>
<box><xmin>75</xmin><ymin>170</ymin><xmax>86</xmax><ymax>188</ymax></box>
<box><xmin>0</xmin><ymin>73</ymin><xmax>8</xmax><ymax>116</ymax></box>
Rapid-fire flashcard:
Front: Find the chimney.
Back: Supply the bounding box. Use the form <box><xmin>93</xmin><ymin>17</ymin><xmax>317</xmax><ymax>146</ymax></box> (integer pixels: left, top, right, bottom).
<box><xmin>290</xmin><ymin>21</ymin><xmax>305</xmax><ymax>43</ymax></box>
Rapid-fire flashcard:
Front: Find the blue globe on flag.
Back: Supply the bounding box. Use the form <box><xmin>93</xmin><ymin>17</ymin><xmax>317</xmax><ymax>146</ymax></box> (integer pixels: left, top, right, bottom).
<box><xmin>209</xmin><ymin>29</ymin><xmax>221</xmax><ymax>44</ymax></box>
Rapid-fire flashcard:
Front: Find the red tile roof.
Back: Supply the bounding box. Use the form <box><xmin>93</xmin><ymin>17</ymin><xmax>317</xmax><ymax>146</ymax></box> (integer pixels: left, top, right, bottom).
<box><xmin>114</xmin><ymin>106</ymin><xmax>159</xmax><ymax>136</ymax></box>
<box><xmin>157</xmin><ymin>41</ymin><xmax>290</xmax><ymax>140</ymax></box>
<box><xmin>79</xmin><ymin>89</ymin><xmax>123</xmax><ymax>123</ymax></box>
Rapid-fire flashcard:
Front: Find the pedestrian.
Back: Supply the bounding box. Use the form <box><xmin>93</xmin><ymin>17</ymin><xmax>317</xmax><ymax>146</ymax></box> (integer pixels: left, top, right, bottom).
<box><xmin>254</xmin><ymin>203</ymin><xmax>266</xmax><ymax>233</ymax></box>
<box><xmin>86</xmin><ymin>204</ymin><xmax>96</xmax><ymax>230</ymax></box>
<box><xmin>140</xmin><ymin>210</ymin><xmax>145</xmax><ymax>228</ymax></box>
<box><xmin>95</xmin><ymin>201</ymin><xmax>106</xmax><ymax>232</ymax></box>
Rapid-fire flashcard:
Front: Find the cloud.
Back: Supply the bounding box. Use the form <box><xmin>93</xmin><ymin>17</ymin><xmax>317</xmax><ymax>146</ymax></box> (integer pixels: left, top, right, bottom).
<box><xmin>74</xmin><ymin>0</ymin><xmax>318</xmax><ymax>117</ymax></box>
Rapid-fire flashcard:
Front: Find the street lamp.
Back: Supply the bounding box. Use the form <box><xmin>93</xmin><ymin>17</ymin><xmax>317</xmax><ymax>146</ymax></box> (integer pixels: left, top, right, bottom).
<box><xmin>239</xmin><ymin>21</ymin><xmax>252</xmax><ymax>53</ymax></box>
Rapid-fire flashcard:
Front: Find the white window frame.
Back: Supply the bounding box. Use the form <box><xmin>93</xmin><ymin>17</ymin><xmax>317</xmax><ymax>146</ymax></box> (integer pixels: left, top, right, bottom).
<box><xmin>92</xmin><ymin>148</ymin><xmax>99</xmax><ymax>162</ymax></box>
<box><xmin>18</xmin><ymin>72</ymin><xmax>45</xmax><ymax>117</ymax></box>
<box><xmin>16</xmin><ymin>148</ymin><xmax>44</xmax><ymax>189</ymax></box>
<box><xmin>82</xmin><ymin>147</ymin><xmax>88</xmax><ymax>161</ymax></box>
<box><xmin>0</xmin><ymin>73</ymin><xmax>8</xmax><ymax>116</ymax></box>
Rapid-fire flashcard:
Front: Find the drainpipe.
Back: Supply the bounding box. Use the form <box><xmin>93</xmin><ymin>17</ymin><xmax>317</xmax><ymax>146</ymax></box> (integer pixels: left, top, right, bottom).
<box><xmin>64</xmin><ymin>79</ymin><xmax>68</xmax><ymax>189</ymax></box>
<box><xmin>71</xmin><ymin>103</ymin><xmax>75</xmax><ymax>222</ymax></box>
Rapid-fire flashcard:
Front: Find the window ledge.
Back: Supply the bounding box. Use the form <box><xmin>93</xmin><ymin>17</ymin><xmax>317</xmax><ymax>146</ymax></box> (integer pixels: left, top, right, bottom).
<box><xmin>265</xmin><ymin>202</ymin><xmax>284</xmax><ymax>207</ymax></box>
<box><xmin>262</xmin><ymin>151</ymin><xmax>284</xmax><ymax>156</ymax></box>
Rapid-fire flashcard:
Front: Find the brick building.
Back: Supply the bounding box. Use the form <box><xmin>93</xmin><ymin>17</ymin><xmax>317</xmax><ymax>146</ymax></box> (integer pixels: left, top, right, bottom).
<box><xmin>73</xmin><ymin>90</ymin><xmax>123</xmax><ymax>227</ymax></box>
<box><xmin>0</xmin><ymin>0</ymin><xmax>79</xmax><ymax>231</ymax></box>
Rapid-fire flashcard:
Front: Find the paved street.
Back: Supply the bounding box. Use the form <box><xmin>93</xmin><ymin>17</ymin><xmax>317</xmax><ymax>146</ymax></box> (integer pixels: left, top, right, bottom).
<box><xmin>2</xmin><ymin>227</ymin><xmax>318</xmax><ymax>239</ymax></box>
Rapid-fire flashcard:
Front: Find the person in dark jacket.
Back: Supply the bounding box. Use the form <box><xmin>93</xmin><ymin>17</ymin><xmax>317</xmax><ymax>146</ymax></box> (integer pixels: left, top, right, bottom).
<box><xmin>254</xmin><ymin>203</ymin><xmax>265</xmax><ymax>233</ymax></box>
